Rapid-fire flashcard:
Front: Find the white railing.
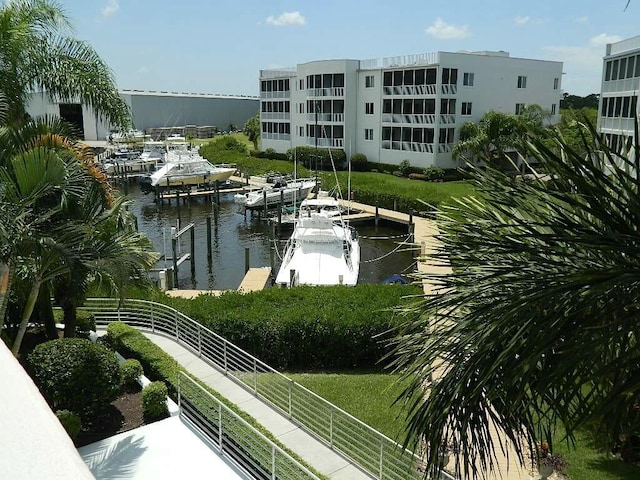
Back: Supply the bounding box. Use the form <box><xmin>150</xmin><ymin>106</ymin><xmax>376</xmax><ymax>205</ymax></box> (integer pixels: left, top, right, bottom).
<box><xmin>81</xmin><ymin>298</ymin><xmax>455</xmax><ymax>480</ymax></box>
<box><xmin>178</xmin><ymin>372</ymin><xmax>320</xmax><ymax>480</ymax></box>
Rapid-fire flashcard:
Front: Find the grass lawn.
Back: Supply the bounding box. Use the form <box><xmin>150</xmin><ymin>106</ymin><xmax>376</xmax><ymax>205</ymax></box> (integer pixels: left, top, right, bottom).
<box><xmin>288</xmin><ymin>372</ymin><xmax>640</xmax><ymax>480</ymax></box>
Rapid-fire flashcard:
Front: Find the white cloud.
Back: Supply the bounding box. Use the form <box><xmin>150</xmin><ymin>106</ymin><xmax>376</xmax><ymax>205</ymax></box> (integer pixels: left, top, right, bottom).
<box><xmin>265</xmin><ymin>11</ymin><xmax>306</xmax><ymax>27</ymax></box>
<box><xmin>101</xmin><ymin>0</ymin><xmax>119</xmax><ymax>18</ymax></box>
<box><xmin>514</xmin><ymin>16</ymin><xmax>530</xmax><ymax>26</ymax></box>
<box><xmin>425</xmin><ymin>18</ymin><xmax>470</xmax><ymax>40</ymax></box>
<box><xmin>542</xmin><ymin>33</ymin><xmax>623</xmax><ymax>95</ymax></box>
<box><xmin>137</xmin><ymin>66</ymin><xmax>149</xmax><ymax>74</ymax></box>
<box><xmin>575</xmin><ymin>15</ymin><xmax>588</xmax><ymax>24</ymax></box>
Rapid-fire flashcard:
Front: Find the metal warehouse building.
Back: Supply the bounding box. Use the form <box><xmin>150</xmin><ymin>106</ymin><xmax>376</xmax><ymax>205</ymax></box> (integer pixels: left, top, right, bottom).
<box><xmin>26</xmin><ymin>90</ymin><xmax>259</xmax><ymax>142</ymax></box>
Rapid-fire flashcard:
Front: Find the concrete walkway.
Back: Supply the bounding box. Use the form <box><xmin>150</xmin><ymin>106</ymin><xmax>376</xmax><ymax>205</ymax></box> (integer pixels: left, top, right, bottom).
<box><xmin>143</xmin><ymin>332</ymin><xmax>374</xmax><ymax>480</ymax></box>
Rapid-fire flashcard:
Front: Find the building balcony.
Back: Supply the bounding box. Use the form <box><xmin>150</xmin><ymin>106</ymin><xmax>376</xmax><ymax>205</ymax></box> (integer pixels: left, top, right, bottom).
<box><xmin>306</xmin><ymin>137</ymin><xmax>344</xmax><ymax>148</ymax></box>
<box><xmin>602</xmin><ymin>77</ymin><xmax>640</xmax><ymax>93</ymax></box>
<box><xmin>261</xmin><ymin>133</ymin><xmax>291</xmax><ymax>141</ymax></box>
<box><xmin>441</xmin><ymin>85</ymin><xmax>458</xmax><ymax>95</ymax></box>
<box><xmin>382</xmin><ymin>140</ymin><xmax>434</xmax><ymax>153</ymax></box>
<box><xmin>439</xmin><ymin>114</ymin><xmax>456</xmax><ymax>124</ymax></box>
<box><xmin>261</xmin><ymin>112</ymin><xmax>291</xmax><ymax>121</ymax></box>
<box><xmin>382</xmin><ymin>85</ymin><xmax>437</xmax><ymax>96</ymax></box>
<box><xmin>382</xmin><ymin>113</ymin><xmax>436</xmax><ymax>124</ymax></box>
<box><xmin>307</xmin><ymin>87</ymin><xmax>345</xmax><ymax>97</ymax></box>
<box><xmin>438</xmin><ymin>143</ymin><xmax>453</xmax><ymax>153</ymax></box>
<box><xmin>260</xmin><ymin>91</ymin><xmax>291</xmax><ymax>99</ymax></box>
<box><xmin>599</xmin><ymin>117</ymin><xmax>636</xmax><ymax>134</ymax></box>
<box><xmin>306</xmin><ymin>113</ymin><xmax>345</xmax><ymax>122</ymax></box>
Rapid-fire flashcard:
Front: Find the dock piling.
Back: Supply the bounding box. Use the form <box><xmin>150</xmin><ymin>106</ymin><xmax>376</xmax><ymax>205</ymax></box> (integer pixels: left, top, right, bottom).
<box><xmin>245</xmin><ymin>247</ymin><xmax>250</xmax><ymax>273</ymax></box>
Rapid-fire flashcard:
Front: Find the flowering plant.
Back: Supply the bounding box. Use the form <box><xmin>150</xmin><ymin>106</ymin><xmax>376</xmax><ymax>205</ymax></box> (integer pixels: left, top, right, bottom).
<box><xmin>539</xmin><ymin>452</ymin><xmax>568</xmax><ymax>472</ymax></box>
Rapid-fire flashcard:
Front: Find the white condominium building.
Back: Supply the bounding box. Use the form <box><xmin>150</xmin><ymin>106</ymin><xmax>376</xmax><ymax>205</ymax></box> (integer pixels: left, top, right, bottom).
<box><xmin>597</xmin><ymin>35</ymin><xmax>640</xmax><ymax>152</ymax></box>
<box><xmin>259</xmin><ymin>51</ymin><xmax>563</xmax><ymax>169</ymax></box>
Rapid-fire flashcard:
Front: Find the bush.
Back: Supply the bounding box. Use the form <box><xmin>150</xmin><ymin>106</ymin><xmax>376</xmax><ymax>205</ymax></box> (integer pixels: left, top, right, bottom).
<box><xmin>350</xmin><ymin>153</ymin><xmax>369</xmax><ymax>172</ymax></box>
<box><xmin>56</xmin><ymin>410</ymin><xmax>82</xmax><ymax>441</ymax></box>
<box><xmin>142</xmin><ymin>381</ymin><xmax>169</xmax><ymax>419</ymax></box>
<box><xmin>28</xmin><ymin>338</ymin><xmax>121</xmax><ymax>418</ymax></box>
<box><xmin>120</xmin><ymin>358</ymin><xmax>144</xmax><ymax>389</ymax></box>
<box><xmin>423</xmin><ymin>166</ymin><xmax>445</xmax><ymax>181</ymax></box>
<box><xmin>399</xmin><ymin>159</ymin><xmax>412</xmax><ymax>177</ymax></box>
<box><xmin>285</xmin><ymin>146</ymin><xmax>347</xmax><ymax>170</ymax></box>
<box><xmin>250</xmin><ymin>149</ymin><xmax>289</xmax><ymax>161</ymax></box>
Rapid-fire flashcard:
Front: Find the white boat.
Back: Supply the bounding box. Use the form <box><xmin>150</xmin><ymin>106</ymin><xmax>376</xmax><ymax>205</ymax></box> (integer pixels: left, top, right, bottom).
<box><xmin>233</xmin><ymin>178</ymin><xmax>316</xmax><ymax>209</ymax></box>
<box><xmin>275</xmin><ymin>198</ymin><xmax>360</xmax><ymax>287</ymax></box>
<box><xmin>103</xmin><ymin>141</ymin><xmax>165</xmax><ymax>175</ymax></box>
<box><xmin>148</xmin><ymin>152</ymin><xmax>236</xmax><ymax>187</ymax></box>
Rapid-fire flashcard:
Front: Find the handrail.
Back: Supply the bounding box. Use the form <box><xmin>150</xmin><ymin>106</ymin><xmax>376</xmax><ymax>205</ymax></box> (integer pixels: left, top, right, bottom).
<box><xmin>178</xmin><ymin>371</ymin><xmax>320</xmax><ymax>480</ymax></box>
<box><xmin>81</xmin><ymin>297</ymin><xmax>455</xmax><ymax>480</ymax></box>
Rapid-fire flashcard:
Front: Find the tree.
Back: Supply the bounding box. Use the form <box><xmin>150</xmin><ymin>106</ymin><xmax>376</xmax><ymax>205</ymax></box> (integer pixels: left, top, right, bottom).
<box><xmin>0</xmin><ymin>0</ymin><xmax>130</xmax><ymax>129</ymax></box>
<box><xmin>244</xmin><ymin>113</ymin><xmax>260</xmax><ymax>150</ymax></box>
<box><xmin>452</xmin><ymin>110</ymin><xmax>523</xmax><ymax>168</ymax></box>
<box><xmin>389</xmin><ymin>120</ymin><xmax>640</xmax><ymax>479</ymax></box>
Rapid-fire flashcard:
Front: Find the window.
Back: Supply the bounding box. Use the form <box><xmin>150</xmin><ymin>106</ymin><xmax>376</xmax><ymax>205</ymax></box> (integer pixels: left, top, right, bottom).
<box><xmin>438</xmin><ymin>128</ymin><xmax>455</xmax><ymax>144</ymax></box>
<box><xmin>365</xmin><ymin>102</ymin><xmax>374</xmax><ymax>115</ymax></box>
<box><xmin>442</xmin><ymin>68</ymin><xmax>458</xmax><ymax>85</ymax></box>
<box><xmin>515</xmin><ymin>103</ymin><xmax>526</xmax><ymax>115</ymax></box>
<box><xmin>299</xmin><ymin>79</ymin><xmax>304</xmax><ymax>90</ymax></box>
<box><xmin>299</xmin><ymin>126</ymin><xmax>304</xmax><ymax>137</ymax></box>
<box><xmin>605</xmin><ymin>61</ymin><xmax>613</xmax><ymax>81</ymax></box>
<box><xmin>366</xmin><ymin>75</ymin><xmax>375</xmax><ymax>88</ymax></box>
<box><xmin>517</xmin><ymin>76</ymin><xmax>527</xmax><ymax>88</ymax></box>
<box><xmin>440</xmin><ymin>99</ymin><xmax>456</xmax><ymax>114</ymax></box>
<box><xmin>553</xmin><ymin>77</ymin><xmax>559</xmax><ymax>90</ymax></box>
<box><xmin>551</xmin><ymin>103</ymin><xmax>557</xmax><ymax>115</ymax></box>
<box><xmin>365</xmin><ymin>128</ymin><xmax>374</xmax><ymax>141</ymax></box>
<box><xmin>461</xmin><ymin>102</ymin><xmax>472</xmax><ymax>115</ymax></box>
<box><xmin>463</xmin><ymin>72</ymin><xmax>474</xmax><ymax>86</ymax></box>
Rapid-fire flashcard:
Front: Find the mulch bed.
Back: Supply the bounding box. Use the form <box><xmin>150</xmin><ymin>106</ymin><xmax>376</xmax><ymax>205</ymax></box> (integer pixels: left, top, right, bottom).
<box><xmin>75</xmin><ymin>385</ymin><xmax>147</xmax><ymax>447</ymax></box>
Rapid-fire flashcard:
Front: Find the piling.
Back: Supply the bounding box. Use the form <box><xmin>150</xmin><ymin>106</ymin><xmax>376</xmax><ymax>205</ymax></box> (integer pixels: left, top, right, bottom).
<box><xmin>206</xmin><ymin>216</ymin><xmax>212</xmax><ymax>259</ymax></box>
<box><xmin>171</xmin><ymin>227</ymin><xmax>178</xmax><ymax>288</ymax></box>
<box><xmin>245</xmin><ymin>247</ymin><xmax>250</xmax><ymax>273</ymax></box>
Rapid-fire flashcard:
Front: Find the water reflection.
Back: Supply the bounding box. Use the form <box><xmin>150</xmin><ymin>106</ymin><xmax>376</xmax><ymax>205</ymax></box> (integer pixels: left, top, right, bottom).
<box><xmin>126</xmin><ymin>186</ymin><xmax>417</xmax><ymax>290</ymax></box>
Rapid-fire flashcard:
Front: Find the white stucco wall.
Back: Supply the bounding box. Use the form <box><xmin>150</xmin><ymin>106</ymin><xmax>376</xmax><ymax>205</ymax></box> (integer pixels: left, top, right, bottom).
<box><xmin>0</xmin><ymin>341</ymin><xmax>94</xmax><ymax>479</ymax></box>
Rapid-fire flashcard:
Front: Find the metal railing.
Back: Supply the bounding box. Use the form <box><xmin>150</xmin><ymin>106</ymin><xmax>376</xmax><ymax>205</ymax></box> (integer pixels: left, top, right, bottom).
<box><xmin>178</xmin><ymin>372</ymin><xmax>319</xmax><ymax>480</ymax></box>
<box><xmin>82</xmin><ymin>298</ymin><xmax>455</xmax><ymax>480</ymax></box>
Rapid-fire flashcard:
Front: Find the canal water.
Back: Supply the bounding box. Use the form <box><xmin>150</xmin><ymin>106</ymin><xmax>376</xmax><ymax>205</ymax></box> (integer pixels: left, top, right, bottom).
<box><xmin>126</xmin><ymin>185</ymin><xmax>417</xmax><ymax>290</ymax></box>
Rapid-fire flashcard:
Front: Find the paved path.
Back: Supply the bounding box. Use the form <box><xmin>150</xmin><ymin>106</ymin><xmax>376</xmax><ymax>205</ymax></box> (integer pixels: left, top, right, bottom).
<box><xmin>143</xmin><ymin>332</ymin><xmax>374</xmax><ymax>480</ymax></box>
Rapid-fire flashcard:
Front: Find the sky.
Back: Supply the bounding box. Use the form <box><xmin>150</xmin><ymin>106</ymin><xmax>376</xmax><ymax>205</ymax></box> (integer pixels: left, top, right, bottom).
<box><xmin>59</xmin><ymin>0</ymin><xmax>639</xmax><ymax>97</ymax></box>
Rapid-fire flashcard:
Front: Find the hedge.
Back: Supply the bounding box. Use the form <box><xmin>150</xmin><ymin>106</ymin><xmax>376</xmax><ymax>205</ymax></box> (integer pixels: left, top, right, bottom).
<box><xmin>157</xmin><ymin>284</ymin><xmax>420</xmax><ymax>371</ymax></box>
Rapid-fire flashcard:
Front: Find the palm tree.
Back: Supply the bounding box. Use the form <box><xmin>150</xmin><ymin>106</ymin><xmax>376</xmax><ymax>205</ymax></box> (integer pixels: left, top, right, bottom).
<box><xmin>389</xmin><ymin>118</ymin><xmax>640</xmax><ymax>479</ymax></box>
<box><xmin>244</xmin><ymin>113</ymin><xmax>261</xmax><ymax>150</ymax></box>
<box><xmin>0</xmin><ymin>0</ymin><xmax>130</xmax><ymax>130</ymax></box>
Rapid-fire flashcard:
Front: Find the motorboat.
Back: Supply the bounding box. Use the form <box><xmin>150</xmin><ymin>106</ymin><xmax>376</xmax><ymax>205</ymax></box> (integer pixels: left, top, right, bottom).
<box><xmin>233</xmin><ymin>178</ymin><xmax>316</xmax><ymax>210</ymax></box>
<box><xmin>275</xmin><ymin>202</ymin><xmax>360</xmax><ymax>287</ymax></box>
<box><xmin>144</xmin><ymin>143</ymin><xmax>235</xmax><ymax>188</ymax></box>
<box><xmin>102</xmin><ymin>140</ymin><xmax>165</xmax><ymax>175</ymax></box>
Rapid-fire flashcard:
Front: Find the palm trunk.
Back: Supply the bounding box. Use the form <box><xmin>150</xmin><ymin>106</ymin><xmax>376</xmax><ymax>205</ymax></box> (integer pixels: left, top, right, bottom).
<box><xmin>0</xmin><ymin>261</ymin><xmax>12</xmax><ymax>331</ymax></box>
<box><xmin>11</xmin><ymin>275</ymin><xmax>42</xmax><ymax>357</ymax></box>
<box><xmin>63</xmin><ymin>302</ymin><xmax>77</xmax><ymax>338</ymax></box>
<box><xmin>37</xmin><ymin>284</ymin><xmax>58</xmax><ymax>340</ymax></box>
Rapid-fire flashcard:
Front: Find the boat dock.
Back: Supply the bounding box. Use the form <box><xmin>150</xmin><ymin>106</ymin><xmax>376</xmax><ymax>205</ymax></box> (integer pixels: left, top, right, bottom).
<box><xmin>166</xmin><ymin>267</ymin><xmax>272</xmax><ymax>298</ymax></box>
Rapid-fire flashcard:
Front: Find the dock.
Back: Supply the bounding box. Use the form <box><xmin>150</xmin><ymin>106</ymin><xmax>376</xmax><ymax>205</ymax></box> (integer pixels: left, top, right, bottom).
<box><xmin>165</xmin><ymin>267</ymin><xmax>272</xmax><ymax>299</ymax></box>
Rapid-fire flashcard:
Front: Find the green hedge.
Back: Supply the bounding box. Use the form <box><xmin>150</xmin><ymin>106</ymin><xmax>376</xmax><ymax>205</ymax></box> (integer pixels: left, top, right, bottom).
<box><xmin>285</xmin><ymin>146</ymin><xmax>347</xmax><ymax>171</ymax></box>
<box><xmin>157</xmin><ymin>284</ymin><xmax>420</xmax><ymax>371</ymax></box>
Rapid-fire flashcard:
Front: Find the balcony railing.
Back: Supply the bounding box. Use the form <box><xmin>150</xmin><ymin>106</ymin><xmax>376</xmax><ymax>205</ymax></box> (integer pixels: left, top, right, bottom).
<box><xmin>306</xmin><ymin>113</ymin><xmax>345</xmax><ymax>122</ymax></box>
<box><xmin>260</xmin><ymin>112</ymin><xmax>291</xmax><ymax>121</ymax></box>
<box><xmin>260</xmin><ymin>91</ymin><xmax>291</xmax><ymax>99</ymax></box>
<box><xmin>382</xmin><ymin>141</ymin><xmax>434</xmax><ymax>153</ymax></box>
<box><xmin>381</xmin><ymin>114</ymin><xmax>436</xmax><ymax>124</ymax></box>
<box><xmin>79</xmin><ymin>298</ymin><xmax>455</xmax><ymax>480</ymax></box>
<box><xmin>307</xmin><ymin>87</ymin><xmax>345</xmax><ymax>97</ymax></box>
<box><xmin>440</xmin><ymin>85</ymin><xmax>457</xmax><ymax>95</ymax></box>
<box><xmin>382</xmin><ymin>85</ymin><xmax>437</xmax><ymax>96</ymax></box>
<box><xmin>260</xmin><ymin>133</ymin><xmax>291</xmax><ymax>142</ymax></box>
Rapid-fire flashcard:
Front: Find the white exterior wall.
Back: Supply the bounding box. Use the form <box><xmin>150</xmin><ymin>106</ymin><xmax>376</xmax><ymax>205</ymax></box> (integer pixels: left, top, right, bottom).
<box><xmin>597</xmin><ymin>35</ymin><xmax>640</xmax><ymax>146</ymax></box>
<box><xmin>260</xmin><ymin>51</ymin><xmax>563</xmax><ymax>169</ymax></box>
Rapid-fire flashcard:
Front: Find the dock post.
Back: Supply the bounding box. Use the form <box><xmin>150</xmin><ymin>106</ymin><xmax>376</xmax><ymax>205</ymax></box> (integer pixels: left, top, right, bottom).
<box><xmin>206</xmin><ymin>216</ymin><xmax>212</xmax><ymax>259</ymax></box>
<box><xmin>176</xmin><ymin>191</ymin><xmax>181</xmax><ymax>220</ymax></box>
<box><xmin>187</xmin><ymin>189</ymin><xmax>191</xmax><ymax>204</ymax></box>
<box><xmin>393</xmin><ymin>199</ymin><xmax>397</xmax><ymax>211</ymax></box>
<box><xmin>263</xmin><ymin>190</ymin><xmax>268</xmax><ymax>216</ymax></box>
<box><xmin>245</xmin><ymin>247</ymin><xmax>250</xmax><ymax>273</ymax></box>
<box><xmin>409</xmin><ymin>211</ymin><xmax>415</xmax><ymax>243</ymax></box>
<box><xmin>213</xmin><ymin>201</ymin><xmax>219</xmax><ymax>225</ymax></box>
<box><xmin>215</xmin><ymin>180</ymin><xmax>220</xmax><ymax>205</ymax></box>
<box><xmin>375</xmin><ymin>206</ymin><xmax>379</xmax><ymax>227</ymax></box>
<box><xmin>270</xmin><ymin>245</ymin><xmax>275</xmax><ymax>275</ymax></box>
<box><xmin>171</xmin><ymin>227</ymin><xmax>178</xmax><ymax>288</ymax></box>
<box><xmin>190</xmin><ymin>224</ymin><xmax>195</xmax><ymax>271</ymax></box>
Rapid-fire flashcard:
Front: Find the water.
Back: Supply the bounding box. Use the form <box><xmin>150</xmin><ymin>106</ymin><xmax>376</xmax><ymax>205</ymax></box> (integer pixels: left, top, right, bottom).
<box><xmin>126</xmin><ymin>185</ymin><xmax>417</xmax><ymax>290</ymax></box>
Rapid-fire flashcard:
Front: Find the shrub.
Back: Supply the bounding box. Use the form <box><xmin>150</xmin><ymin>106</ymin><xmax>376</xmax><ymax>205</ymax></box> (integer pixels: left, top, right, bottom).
<box><xmin>56</xmin><ymin>410</ymin><xmax>82</xmax><ymax>441</ymax></box>
<box><xmin>28</xmin><ymin>338</ymin><xmax>121</xmax><ymax>418</ymax></box>
<box><xmin>142</xmin><ymin>381</ymin><xmax>169</xmax><ymax>419</ymax></box>
<box><xmin>285</xmin><ymin>146</ymin><xmax>346</xmax><ymax>170</ymax></box>
<box><xmin>398</xmin><ymin>159</ymin><xmax>412</xmax><ymax>176</ymax></box>
<box><xmin>423</xmin><ymin>166</ymin><xmax>445</xmax><ymax>181</ymax></box>
<box><xmin>350</xmin><ymin>153</ymin><xmax>369</xmax><ymax>172</ymax></box>
<box><xmin>120</xmin><ymin>358</ymin><xmax>144</xmax><ymax>389</ymax></box>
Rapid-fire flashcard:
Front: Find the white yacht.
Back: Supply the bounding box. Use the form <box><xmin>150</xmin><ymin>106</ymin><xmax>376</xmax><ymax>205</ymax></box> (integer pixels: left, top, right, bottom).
<box><xmin>148</xmin><ymin>154</ymin><xmax>236</xmax><ymax>187</ymax></box>
<box><xmin>275</xmin><ymin>198</ymin><xmax>360</xmax><ymax>287</ymax></box>
<box><xmin>233</xmin><ymin>178</ymin><xmax>316</xmax><ymax>210</ymax></box>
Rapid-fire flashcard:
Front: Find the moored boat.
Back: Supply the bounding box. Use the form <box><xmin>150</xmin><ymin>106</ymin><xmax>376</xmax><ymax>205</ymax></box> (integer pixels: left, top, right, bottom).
<box><xmin>233</xmin><ymin>178</ymin><xmax>316</xmax><ymax>209</ymax></box>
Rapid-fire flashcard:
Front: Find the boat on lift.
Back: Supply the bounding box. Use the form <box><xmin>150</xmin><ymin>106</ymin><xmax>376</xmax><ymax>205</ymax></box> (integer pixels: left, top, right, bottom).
<box><xmin>233</xmin><ymin>177</ymin><xmax>316</xmax><ymax>210</ymax></box>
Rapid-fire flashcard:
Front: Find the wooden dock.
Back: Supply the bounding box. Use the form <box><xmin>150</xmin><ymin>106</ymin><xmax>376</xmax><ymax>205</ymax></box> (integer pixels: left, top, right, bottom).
<box><xmin>165</xmin><ymin>267</ymin><xmax>272</xmax><ymax>298</ymax></box>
